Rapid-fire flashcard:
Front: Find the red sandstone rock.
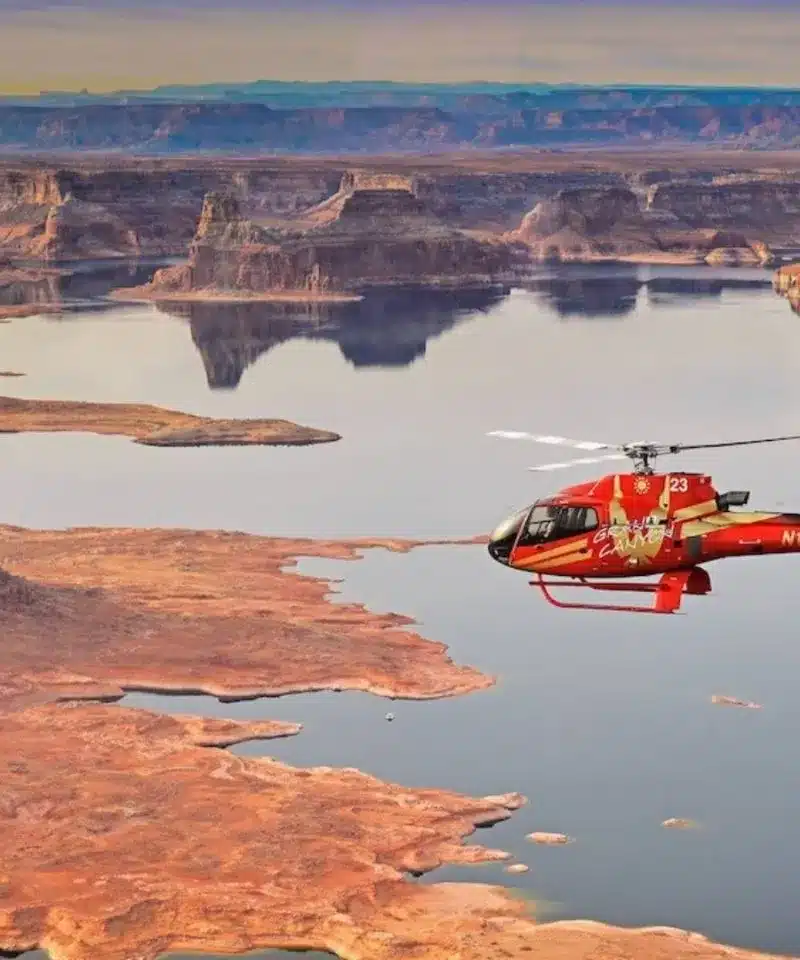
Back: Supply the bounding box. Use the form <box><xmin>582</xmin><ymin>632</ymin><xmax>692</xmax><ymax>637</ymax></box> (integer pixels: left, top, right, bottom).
<box><xmin>0</xmin><ymin>525</ymin><xmax>794</xmax><ymax>960</ymax></box>
<box><xmin>0</xmin><ymin>395</ymin><xmax>339</xmax><ymax>446</ymax></box>
<box><xmin>115</xmin><ymin>186</ymin><xmax>524</xmax><ymax>301</ymax></box>
<box><xmin>0</xmin><ymin>525</ymin><xmax>492</xmax><ymax>708</ymax></box>
<box><xmin>2</xmin><ymin>154</ymin><xmax>800</xmax><ymax>262</ymax></box>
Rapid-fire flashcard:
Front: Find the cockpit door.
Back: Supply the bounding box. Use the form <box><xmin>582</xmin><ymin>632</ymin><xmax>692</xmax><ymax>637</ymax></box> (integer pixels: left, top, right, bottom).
<box><xmin>514</xmin><ymin>501</ymin><xmax>601</xmax><ymax>550</ymax></box>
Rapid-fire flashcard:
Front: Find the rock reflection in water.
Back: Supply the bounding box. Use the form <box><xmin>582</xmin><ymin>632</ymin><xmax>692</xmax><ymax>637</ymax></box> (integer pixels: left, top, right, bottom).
<box><xmin>646</xmin><ymin>275</ymin><xmax>771</xmax><ymax>306</ymax></box>
<box><xmin>520</xmin><ymin>266</ymin><xmax>772</xmax><ymax>319</ymax></box>
<box><xmin>523</xmin><ymin>271</ymin><xmax>641</xmax><ymax>318</ymax></box>
<box><xmin>0</xmin><ymin>259</ymin><xmax>169</xmax><ymax>316</ymax></box>
<box><xmin>154</xmin><ymin>286</ymin><xmax>508</xmax><ymax>389</ymax></box>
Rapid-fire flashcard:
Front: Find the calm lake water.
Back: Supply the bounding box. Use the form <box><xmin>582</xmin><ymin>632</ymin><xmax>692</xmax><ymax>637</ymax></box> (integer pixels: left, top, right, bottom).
<box><xmin>5</xmin><ymin>263</ymin><xmax>800</xmax><ymax>956</ymax></box>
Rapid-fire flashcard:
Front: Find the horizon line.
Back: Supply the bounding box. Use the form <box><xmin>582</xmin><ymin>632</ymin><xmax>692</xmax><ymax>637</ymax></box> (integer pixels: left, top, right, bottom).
<box><xmin>4</xmin><ymin>79</ymin><xmax>800</xmax><ymax>98</ymax></box>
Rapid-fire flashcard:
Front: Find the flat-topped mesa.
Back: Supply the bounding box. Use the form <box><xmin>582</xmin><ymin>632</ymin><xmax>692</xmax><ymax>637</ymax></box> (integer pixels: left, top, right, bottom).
<box><xmin>511</xmin><ymin>186</ymin><xmax>663</xmax><ymax>260</ymax></box>
<box><xmin>648</xmin><ymin>178</ymin><xmax>800</xmax><ymax>233</ymax></box>
<box><xmin>512</xmin><ymin>184</ymin><xmax>776</xmax><ymax>264</ymax></box>
<box><xmin>335</xmin><ymin>187</ymin><xmax>429</xmax><ymax>222</ymax></box>
<box><xmin>339</xmin><ymin>168</ymin><xmax>416</xmax><ymax>193</ymax></box>
<box><xmin>302</xmin><ymin>170</ymin><xmax>421</xmax><ymax>227</ymax></box>
<box><xmin>115</xmin><ymin>182</ymin><xmax>524</xmax><ymax>300</ymax></box>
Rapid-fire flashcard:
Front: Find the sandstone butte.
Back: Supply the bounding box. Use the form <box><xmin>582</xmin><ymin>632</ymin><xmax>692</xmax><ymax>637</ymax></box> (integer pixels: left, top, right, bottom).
<box><xmin>110</xmin><ymin>176</ymin><xmax>785</xmax><ymax>312</ymax></box>
<box><xmin>109</xmin><ymin>181</ymin><xmax>524</xmax><ymax>304</ymax></box>
<box><xmin>0</xmin><ymin>396</ymin><xmax>339</xmax><ymax>447</ymax></box>
<box><xmin>3</xmin><ymin>151</ymin><xmax>800</xmax><ymax>266</ymax></box>
<box><xmin>507</xmin><ymin>186</ymin><xmax>777</xmax><ymax>266</ymax></box>
<box><xmin>1</xmin><ymin>524</ymin><xmax>796</xmax><ymax>960</ymax></box>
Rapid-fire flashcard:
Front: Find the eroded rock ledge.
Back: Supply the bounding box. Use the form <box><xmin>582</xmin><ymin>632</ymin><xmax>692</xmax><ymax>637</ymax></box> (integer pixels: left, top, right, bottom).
<box><xmin>111</xmin><ymin>183</ymin><xmax>523</xmax><ymax>303</ymax></box>
<box><xmin>1</xmin><ymin>703</ymin><xmax>792</xmax><ymax>960</ymax></box>
<box><xmin>0</xmin><ymin>525</ymin><xmax>491</xmax><ymax>707</ymax></box>
<box><xmin>0</xmin><ymin>700</ymin><xmax>526</xmax><ymax>960</ymax></box>
<box><xmin>0</xmin><ymin>527</ymin><xmax>794</xmax><ymax>960</ymax></box>
<box><xmin>0</xmin><ymin>396</ymin><xmax>339</xmax><ymax>446</ymax></box>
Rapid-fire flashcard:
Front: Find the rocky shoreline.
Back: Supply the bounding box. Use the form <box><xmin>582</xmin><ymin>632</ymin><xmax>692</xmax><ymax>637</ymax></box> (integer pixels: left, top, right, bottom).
<box><xmin>0</xmin><ymin>524</ymin><xmax>794</xmax><ymax>960</ymax></box>
<box><xmin>110</xmin><ymin>288</ymin><xmax>363</xmax><ymax>304</ymax></box>
<box><xmin>2</xmin><ymin>148</ymin><xmax>799</xmax><ymax>960</ymax></box>
<box><xmin>0</xmin><ymin>396</ymin><xmax>340</xmax><ymax>447</ymax></box>
<box><xmin>108</xmin><ymin>171</ymin><xmax>791</xmax><ymax>304</ymax></box>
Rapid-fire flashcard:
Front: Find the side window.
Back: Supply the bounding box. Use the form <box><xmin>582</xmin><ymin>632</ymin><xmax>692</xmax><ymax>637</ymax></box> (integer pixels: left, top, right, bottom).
<box><xmin>517</xmin><ymin>505</ymin><xmax>599</xmax><ymax>546</ymax></box>
<box><xmin>517</xmin><ymin>505</ymin><xmax>558</xmax><ymax>546</ymax></box>
<box><xmin>564</xmin><ymin>506</ymin><xmax>599</xmax><ymax>533</ymax></box>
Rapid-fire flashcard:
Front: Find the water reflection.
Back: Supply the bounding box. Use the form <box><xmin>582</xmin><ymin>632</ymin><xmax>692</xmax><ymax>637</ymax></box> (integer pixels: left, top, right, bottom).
<box><xmin>0</xmin><ymin>259</ymin><xmax>168</xmax><ymax>316</ymax></box>
<box><xmin>155</xmin><ymin>287</ymin><xmax>508</xmax><ymax>388</ymax></box>
<box><xmin>519</xmin><ymin>265</ymin><xmax>772</xmax><ymax>319</ymax></box>
<box><xmin>522</xmin><ymin>273</ymin><xmax>641</xmax><ymax>318</ymax></box>
<box><xmin>145</xmin><ymin>269</ymin><xmax>775</xmax><ymax>390</ymax></box>
<box><xmin>4</xmin><ymin>262</ymin><xmax>800</xmax><ymax>953</ymax></box>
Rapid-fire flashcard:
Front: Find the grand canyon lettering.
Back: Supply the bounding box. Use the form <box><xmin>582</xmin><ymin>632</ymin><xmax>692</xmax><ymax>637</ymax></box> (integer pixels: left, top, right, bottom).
<box><xmin>593</xmin><ymin>518</ymin><xmax>677</xmax><ymax>560</ymax></box>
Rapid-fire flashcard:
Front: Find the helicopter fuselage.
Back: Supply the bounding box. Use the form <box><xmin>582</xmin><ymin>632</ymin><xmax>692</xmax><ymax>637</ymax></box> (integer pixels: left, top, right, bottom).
<box><xmin>488</xmin><ymin>470</ymin><xmax>800</xmax><ymax>579</ymax></box>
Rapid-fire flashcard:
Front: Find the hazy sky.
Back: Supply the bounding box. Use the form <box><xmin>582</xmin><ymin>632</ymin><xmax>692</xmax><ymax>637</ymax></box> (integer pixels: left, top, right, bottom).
<box><xmin>0</xmin><ymin>1</ymin><xmax>798</xmax><ymax>93</ymax></box>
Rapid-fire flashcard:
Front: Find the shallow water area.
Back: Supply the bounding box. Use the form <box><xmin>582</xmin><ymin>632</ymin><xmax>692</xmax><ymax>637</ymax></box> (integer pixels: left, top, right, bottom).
<box><xmin>125</xmin><ymin>539</ymin><xmax>800</xmax><ymax>955</ymax></box>
<box><xmin>6</xmin><ymin>263</ymin><xmax>800</xmax><ymax>954</ymax></box>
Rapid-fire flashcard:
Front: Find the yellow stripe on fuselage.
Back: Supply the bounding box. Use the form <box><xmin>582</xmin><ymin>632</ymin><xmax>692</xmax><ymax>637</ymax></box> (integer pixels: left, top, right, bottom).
<box><xmin>680</xmin><ymin>510</ymin><xmax>778</xmax><ymax>538</ymax></box>
<box><xmin>515</xmin><ymin>537</ymin><xmax>589</xmax><ymax>565</ymax></box>
<box><xmin>672</xmin><ymin>499</ymin><xmax>718</xmax><ymax>521</ymax></box>
<box><xmin>532</xmin><ymin>551</ymin><xmax>590</xmax><ymax>571</ymax></box>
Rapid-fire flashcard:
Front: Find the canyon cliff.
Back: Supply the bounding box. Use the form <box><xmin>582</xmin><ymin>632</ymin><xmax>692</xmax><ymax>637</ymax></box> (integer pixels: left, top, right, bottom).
<box><xmin>0</xmin><ymin>174</ymin><xmax>141</xmax><ymax>260</ymax></box>
<box><xmin>119</xmin><ymin>180</ymin><xmax>523</xmax><ymax>299</ymax></box>
<box><xmin>3</xmin><ymin>83</ymin><xmax>800</xmax><ymax>151</ymax></box>
<box><xmin>2</xmin><ymin>153</ymin><xmax>800</xmax><ymax>264</ymax></box>
<box><xmin>511</xmin><ymin>182</ymin><xmax>784</xmax><ymax>264</ymax></box>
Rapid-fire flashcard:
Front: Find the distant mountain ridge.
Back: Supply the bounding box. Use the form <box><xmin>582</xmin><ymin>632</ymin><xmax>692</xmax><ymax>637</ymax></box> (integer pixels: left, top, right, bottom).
<box><xmin>1</xmin><ymin>82</ymin><xmax>800</xmax><ymax>152</ymax></box>
<box><xmin>5</xmin><ymin>81</ymin><xmax>800</xmax><ymax>109</ymax></box>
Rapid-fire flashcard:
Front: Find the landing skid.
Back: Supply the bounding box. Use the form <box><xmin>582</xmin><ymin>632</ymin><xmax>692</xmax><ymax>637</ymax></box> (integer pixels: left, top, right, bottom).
<box><xmin>530</xmin><ymin>567</ymin><xmax>711</xmax><ymax>615</ymax></box>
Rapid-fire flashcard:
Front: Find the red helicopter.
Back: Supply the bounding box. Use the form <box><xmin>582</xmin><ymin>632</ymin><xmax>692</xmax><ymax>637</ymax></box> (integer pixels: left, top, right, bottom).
<box><xmin>486</xmin><ymin>430</ymin><xmax>800</xmax><ymax>615</ymax></box>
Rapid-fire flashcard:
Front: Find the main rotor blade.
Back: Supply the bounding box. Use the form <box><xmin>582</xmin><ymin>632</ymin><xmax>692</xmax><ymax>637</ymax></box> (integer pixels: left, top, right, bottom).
<box><xmin>487</xmin><ymin>430</ymin><xmax>620</xmax><ymax>452</ymax></box>
<box><xmin>669</xmin><ymin>434</ymin><xmax>800</xmax><ymax>454</ymax></box>
<box><xmin>528</xmin><ymin>453</ymin><xmax>629</xmax><ymax>472</ymax></box>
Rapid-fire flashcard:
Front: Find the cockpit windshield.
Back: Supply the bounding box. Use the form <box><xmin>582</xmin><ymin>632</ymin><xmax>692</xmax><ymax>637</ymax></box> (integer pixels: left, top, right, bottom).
<box><xmin>489</xmin><ymin>508</ymin><xmax>529</xmax><ymax>544</ymax></box>
<box><xmin>516</xmin><ymin>502</ymin><xmax>599</xmax><ymax>547</ymax></box>
<box><xmin>487</xmin><ymin>501</ymin><xmax>600</xmax><ymax>566</ymax></box>
<box><xmin>487</xmin><ymin>507</ymin><xmax>530</xmax><ymax>564</ymax></box>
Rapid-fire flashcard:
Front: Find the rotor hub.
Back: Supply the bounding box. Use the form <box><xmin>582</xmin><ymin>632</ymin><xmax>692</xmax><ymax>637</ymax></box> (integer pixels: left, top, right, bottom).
<box><xmin>623</xmin><ymin>444</ymin><xmax>661</xmax><ymax>475</ymax></box>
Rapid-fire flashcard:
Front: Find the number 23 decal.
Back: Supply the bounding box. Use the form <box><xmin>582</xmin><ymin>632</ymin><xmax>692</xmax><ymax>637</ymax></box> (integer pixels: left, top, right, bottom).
<box><xmin>669</xmin><ymin>476</ymin><xmax>688</xmax><ymax>492</ymax></box>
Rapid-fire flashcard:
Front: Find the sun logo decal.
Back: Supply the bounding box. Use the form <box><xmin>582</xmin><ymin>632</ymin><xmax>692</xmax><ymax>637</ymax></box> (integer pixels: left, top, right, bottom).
<box><xmin>634</xmin><ymin>477</ymin><xmax>651</xmax><ymax>495</ymax></box>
